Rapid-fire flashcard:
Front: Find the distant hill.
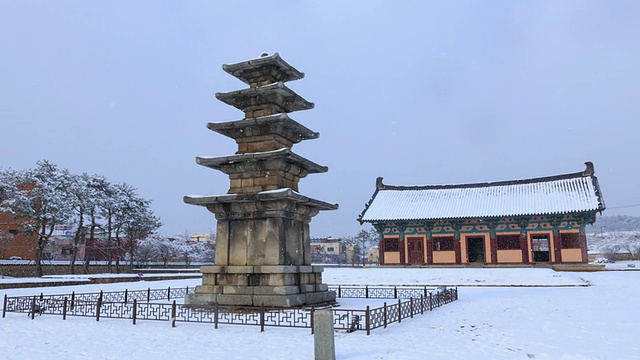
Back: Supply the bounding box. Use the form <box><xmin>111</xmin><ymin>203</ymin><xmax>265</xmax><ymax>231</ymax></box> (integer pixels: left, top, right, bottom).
<box><xmin>584</xmin><ymin>216</ymin><xmax>640</xmax><ymax>259</ymax></box>
<box><xmin>586</xmin><ymin>215</ymin><xmax>640</xmax><ymax>234</ymax></box>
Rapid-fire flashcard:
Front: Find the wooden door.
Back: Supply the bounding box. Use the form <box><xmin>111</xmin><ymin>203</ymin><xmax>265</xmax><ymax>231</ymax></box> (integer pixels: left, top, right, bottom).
<box><xmin>407</xmin><ymin>237</ymin><xmax>424</xmax><ymax>264</ymax></box>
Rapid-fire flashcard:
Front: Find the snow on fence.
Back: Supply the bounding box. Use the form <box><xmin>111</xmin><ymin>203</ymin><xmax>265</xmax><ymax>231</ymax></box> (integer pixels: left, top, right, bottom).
<box><xmin>2</xmin><ymin>285</ymin><xmax>458</xmax><ymax>335</ymax></box>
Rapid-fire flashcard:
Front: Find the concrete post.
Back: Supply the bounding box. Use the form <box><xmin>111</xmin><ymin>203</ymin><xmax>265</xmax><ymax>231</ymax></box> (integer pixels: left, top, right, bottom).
<box><xmin>314</xmin><ymin>309</ymin><xmax>336</xmax><ymax>360</ymax></box>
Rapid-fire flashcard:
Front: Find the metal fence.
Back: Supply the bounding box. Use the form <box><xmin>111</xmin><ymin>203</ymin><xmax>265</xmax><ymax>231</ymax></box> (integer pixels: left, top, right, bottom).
<box><xmin>2</xmin><ymin>285</ymin><xmax>457</xmax><ymax>335</ymax></box>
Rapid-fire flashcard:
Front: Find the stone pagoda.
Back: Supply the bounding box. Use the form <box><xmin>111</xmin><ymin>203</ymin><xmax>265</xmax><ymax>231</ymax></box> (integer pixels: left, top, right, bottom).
<box><xmin>184</xmin><ymin>53</ymin><xmax>338</xmax><ymax>308</ymax></box>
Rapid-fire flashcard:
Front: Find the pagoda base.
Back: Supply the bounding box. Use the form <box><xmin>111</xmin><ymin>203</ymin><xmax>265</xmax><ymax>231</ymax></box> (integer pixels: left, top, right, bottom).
<box><xmin>184</xmin><ymin>265</ymin><xmax>336</xmax><ymax>308</ymax></box>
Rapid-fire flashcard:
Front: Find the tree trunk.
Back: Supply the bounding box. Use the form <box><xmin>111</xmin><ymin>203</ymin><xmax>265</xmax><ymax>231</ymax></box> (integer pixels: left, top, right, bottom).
<box><xmin>83</xmin><ymin>211</ymin><xmax>97</xmax><ymax>274</ymax></box>
<box><xmin>69</xmin><ymin>211</ymin><xmax>84</xmax><ymax>274</ymax></box>
<box><xmin>115</xmin><ymin>231</ymin><xmax>121</xmax><ymax>273</ymax></box>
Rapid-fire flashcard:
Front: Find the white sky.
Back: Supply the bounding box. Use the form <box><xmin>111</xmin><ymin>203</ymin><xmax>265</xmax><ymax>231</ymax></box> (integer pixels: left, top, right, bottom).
<box><xmin>1</xmin><ymin>1</ymin><xmax>639</xmax><ymax>237</ymax></box>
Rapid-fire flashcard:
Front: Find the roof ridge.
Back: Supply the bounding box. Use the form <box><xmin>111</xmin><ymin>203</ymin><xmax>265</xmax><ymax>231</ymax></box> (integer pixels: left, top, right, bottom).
<box><xmin>377</xmin><ymin>162</ymin><xmax>595</xmax><ymax>191</ymax></box>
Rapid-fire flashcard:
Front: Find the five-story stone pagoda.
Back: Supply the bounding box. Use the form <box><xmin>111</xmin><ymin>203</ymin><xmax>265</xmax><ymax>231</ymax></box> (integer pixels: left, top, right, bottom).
<box><xmin>184</xmin><ymin>53</ymin><xmax>338</xmax><ymax>308</ymax></box>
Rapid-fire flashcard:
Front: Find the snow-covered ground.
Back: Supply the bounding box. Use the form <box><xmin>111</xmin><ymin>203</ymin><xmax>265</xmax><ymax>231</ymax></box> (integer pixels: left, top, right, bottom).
<box><xmin>1</xmin><ymin>267</ymin><xmax>639</xmax><ymax>360</ymax></box>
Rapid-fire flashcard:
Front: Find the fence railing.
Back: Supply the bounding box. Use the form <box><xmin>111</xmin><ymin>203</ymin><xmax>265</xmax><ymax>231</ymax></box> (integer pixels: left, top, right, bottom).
<box><xmin>2</xmin><ymin>286</ymin><xmax>458</xmax><ymax>335</ymax></box>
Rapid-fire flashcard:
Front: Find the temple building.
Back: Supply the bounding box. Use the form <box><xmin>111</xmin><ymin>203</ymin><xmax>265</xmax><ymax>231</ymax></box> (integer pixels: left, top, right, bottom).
<box><xmin>358</xmin><ymin>162</ymin><xmax>605</xmax><ymax>266</ymax></box>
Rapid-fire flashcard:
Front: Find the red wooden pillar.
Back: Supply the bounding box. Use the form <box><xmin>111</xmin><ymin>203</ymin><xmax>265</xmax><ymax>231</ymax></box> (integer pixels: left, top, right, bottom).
<box><xmin>398</xmin><ymin>223</ymin><xmax>407</xmax><ymax>265</ymax></box>
<box><xmin>426</xmin><ymin>236</ymin><xmax>433</xmax><ymax>265</ymax></box>
<box><xmin>520</xmin><ymin>233</ymin><xmax>529</xmax><ymax>264</ymax></box>
<box><xmin>490</xmin><ymin>235</ymin><xmax>498</xmax><ymax>265</ymax></box>
<box><xmin>454</xmin><ymin>236</ymin><xmax>461</xmax><ymax>264</ymax></box>
<box><xmin>379</xmin><ymin>239</ymin><xmax>385</xmax><ymax>265</ymax></box>
<box><xmin>553</xmin><ymin>230</ymin><xmax>562</xmax><ymax>264</ymax></box>
<box><xmin>579</xmin><ymin>233</ymin><xmax>588</xmax><ymax>264</ymax></box>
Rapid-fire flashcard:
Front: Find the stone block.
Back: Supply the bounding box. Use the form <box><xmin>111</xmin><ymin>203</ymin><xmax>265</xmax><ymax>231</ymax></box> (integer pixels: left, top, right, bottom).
<box><xmin>202</xmin><ymin>273</ymin><xmax>216</xmax><ymax>285</ymax></box>
<box><xmin>252</xmin><ymin>286</ymin><xmax>300</xmax><ymax>296</ymax></box>
<box><xmin>253</xmin><ymin>294</ymin><xmax>305</xmax><ymax>307</ymax></box>
<box><xmin>216</xmin><ymin>294</ymin><xmax>254</xmax><ymax>306</ymax></box>
<box><xmin>316</xmin><ymin>283</ymin><xmax>328</xmax><ymax>292</ymax></box>
<box><xmin>194</xmin><ymin>285</ymin><xmax>223</xmax><ymax>294</ymax></box>
<box><xmin>267</xmin><ymin>273</ymin><xmax>299</xmax><ymax>286</ymax></box>
<box><xmin>299</xmin><ymin>284</ymin><xmax>316</xmax><ymax>293</ymax></box>
<box><xmin>304</xmin><ymin>292</ymin><xmax>326</xmax><ymax>304</ymax></box>
<box><xmin>216</xmin><ymin>273</ymin><xmax>249</xmax><ymax>286</ymax></box>
<box><xmin>222</xmin><ymin>286</ymin><xmax>254</xmax><ymax>295</ymax></box>
<box><xmin>254</xmin><ymin>265</ymin><xmax>300</xmax><ymax>274</ymax></box>
<box><xmin>298</xmin><ymin>265</ymin><xmax>313</xmax><ymax>273</ymax></box>
<box><xmin>184</xmin><ymin>293</ymin><xmax>218</xmax><ymax>307</ymax></box>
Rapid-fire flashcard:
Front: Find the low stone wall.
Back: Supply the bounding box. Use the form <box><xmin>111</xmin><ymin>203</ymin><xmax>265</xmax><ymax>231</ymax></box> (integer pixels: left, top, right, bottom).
<box><xmin>0</xmin><ymin>274</ymin><xmax>202</xmax><ymax>290</ymax></box>
<box><xmin>0</xmin><ymin>263</ymin><xmax>205</xmax><ymax>278</ymax></box>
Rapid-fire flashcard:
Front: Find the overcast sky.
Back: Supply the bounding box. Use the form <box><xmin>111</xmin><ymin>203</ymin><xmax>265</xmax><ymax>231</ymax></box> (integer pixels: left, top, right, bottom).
<box><xmin>1</xmin><ymin>1</ymin><xmax>638</xmax><ymax>238</ymax></box>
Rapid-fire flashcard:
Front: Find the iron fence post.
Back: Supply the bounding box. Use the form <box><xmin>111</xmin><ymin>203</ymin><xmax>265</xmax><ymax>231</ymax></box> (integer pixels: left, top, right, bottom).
<box><xmin>30</xmin><ymin>296</ymin><xmax>36</xmax><ymax>320</ymax></box>
<box><xmin>410</xmin><ymin>297</ymin><xmax>414</xmax><ymax>318</ymax></box>
<box><xmin>260</xmin><ymin>304</ymin><xmax>265</xmax><ymax>332</ymax></box>
<box><xmin>168</xmin><ymin>287</ymin><xmax>171</xmax><ymax>301</ymax></box>
<box><xmin>133</xmin><ymin>299</ymin><xmax>137</xmax><ymax>325</ymax></box>
<box><xmin>383</xmin><ymin>302</ymin><xmax>387</xmax><ymax>328</ymax></box>
<box><xmin>398</xmin><ymin>299</ymin><xmax>401</xmax><ymax>323</ymax></box>
<box><xmin>2</xmin><ymin>295</ymin><xmax>7</xmax><ymax>318</ymax></box>
<box><xmin>338</xmin><ymin>286</ymin><xmax>341</xmax><ymax>298</ymax></box>
<box><xmin>63</xmin><ymin>297</ymin><xmax>67</xmax><ymax>320</ymax></box>
<box><xmin>394</xmin><ymin>286</ymin><xmax>397</xmax><ymax>299</ymax></box>
<box><xmin>365</xmin><ymin>285</ymin><xmax>369</xmax><ymax>298</ymax></box>
<box><xmin>366</xmin><ymin>306</ymin><xmax>371</xmax><ymax>336</ymax></box>
<box><xmin>96</xmin><ymin>299</ymin><xmax>101</xmax><ymax>322</ymax></box>
<box><xmin>147</xmin><ymin>288</ymin><xmax>151</xmax><ymax>303</ymax></box>
<box><xmin>214</xmin><ymin>302</ymin><xmax>219</xmax><ymax>329</ymax></box>
<box><xmin>310</xmin><ymin>306</ymin><xmax>315</xmax><ymax>334</ymax></box>
<box><xmin>124</xmin><ymin>289</ymin><xmax>128</xmax><ymax>303</ymax></box>
<box><xmin>71</xmin><ymin>291</ymin><xmax>75</xmax><ymax>310</ymax></box>
<box><xmin>171</xmin><ymin>300</ymin><xmax>176</xmax><ymax>328</ymax></box>
<box><xmin>429</xmin><ymin>293</ymin><xmax>433</xmax><ymax>311</ymax></box>
<box><xmin>420</xmin><ymin>294</ymin><xmax>424</xmax><ymax>315</ymax></box>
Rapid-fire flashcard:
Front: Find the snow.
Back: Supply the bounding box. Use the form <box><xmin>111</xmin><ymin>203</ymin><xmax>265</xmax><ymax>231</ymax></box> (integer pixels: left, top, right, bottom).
<box><xmin>1</xmin><ymin>267</ymin><xmax>639</xmax><ymax>359</ymax></box>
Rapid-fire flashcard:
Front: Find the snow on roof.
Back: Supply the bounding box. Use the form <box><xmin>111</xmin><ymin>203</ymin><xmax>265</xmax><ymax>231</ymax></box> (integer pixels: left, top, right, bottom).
<box><xmin>359</xmin><ymin>162</ymin><xmax>606</xmax><ymax>223</ymax></box>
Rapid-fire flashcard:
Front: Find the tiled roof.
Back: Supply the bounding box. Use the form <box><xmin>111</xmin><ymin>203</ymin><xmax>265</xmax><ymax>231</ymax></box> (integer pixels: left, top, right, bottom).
<box><xmin>358</xmin><ymin>162</ymin><xmax>606</xmax><ymax>223</ymax></box>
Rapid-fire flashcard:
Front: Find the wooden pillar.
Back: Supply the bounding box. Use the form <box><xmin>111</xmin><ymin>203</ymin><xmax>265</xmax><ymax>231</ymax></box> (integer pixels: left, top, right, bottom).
<box><xmin>520</xmin><ymin>233</ymin><xmax>529</xmax><ymax>264</ymax></box>
<box><xmin>425</xmin><ymin>221</ymin><xmax>434</xmax><ymax>265</ymax></box>
<box><xmin>517</xmin><ymin>217</ymin><xmax>530</xmax><ymax>264</ymax></box>
<box><xmin>488</xmin><ymin>220</ymin><xmax>497</xmax><ymax>265</ymax></box>
<box><xmin>373</xmin><ymin>224</ymin><xmax>385</xmax><ymax>265</ymax></box>
<box><xmin>397</xmin><ymin>222</ymin><xmax>407</xmax><ymax>265</ymax></box>
<box><xmin>579</xmin><ymin>232</ymin><xmax>588</xmax><ymax>264</ymax></box>
<box><xmin>451</xmin><ymin>222</ymin><xmax>462</xmax><ymax>264</ymax></box>
<box><xmin>551</xmin><ymin>217</ymin><xmax>562</xmax><ymax>264</ymax></box>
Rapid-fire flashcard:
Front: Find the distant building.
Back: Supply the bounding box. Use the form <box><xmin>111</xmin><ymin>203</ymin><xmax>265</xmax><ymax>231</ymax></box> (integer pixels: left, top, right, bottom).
<box><xmin>191</xmin><ymin>233</ymin><xmax>214</xmax><ymax>244</ymax></box>
<box><xmin>0</xmin><ymin>213</ymin><xmax>38</xmax><ymax>260</ymax></box>
<box><xmin>358</xmin><ymin>162</ymin><xmax>605</xmax><ymax>266</ymax></box>
<box><xmin>310</xmin><ymin>237</ymin><xmax>342</xmax><ymax>263</ymax></box>
<box><xmin>367</xmin><ymin>248</ymin><xmax>379</xmax><ymax>264</ymax></box>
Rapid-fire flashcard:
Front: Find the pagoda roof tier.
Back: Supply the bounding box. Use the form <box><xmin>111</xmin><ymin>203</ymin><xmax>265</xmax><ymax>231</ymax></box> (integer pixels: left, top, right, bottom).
<box><xmin>184</xmin><ymin>188</ymin><xmax>339</xmax><ymax>211</ymax></box>
<box><xmin>196</xmin><ymin>148</ymin><xmax>328</xmax><ymax>174</ymax></box>
<box><xmin>222</xmin><ymin>53</ymin><xmax>304</xmax><ymax>86</ymax></box>
<box><xmin>207</xmin><ymin>113</ymin><xmax>319</xmax><ymax>143</ymax></box>
<box><xmin>215</xmin><ymin>82</ymin><xmax>314</xmax><ymax>113</ymax></box>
